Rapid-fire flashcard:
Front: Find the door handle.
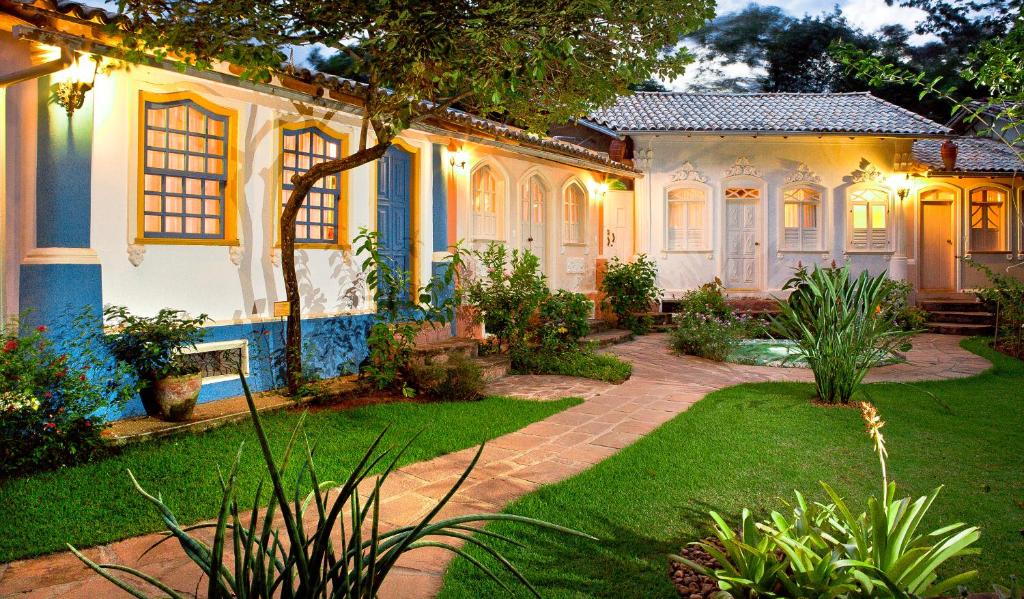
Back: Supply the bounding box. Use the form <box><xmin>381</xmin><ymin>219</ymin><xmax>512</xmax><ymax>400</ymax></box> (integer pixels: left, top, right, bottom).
<box><xmin>527</xmin><ymin>237</ymin><xmax>533</xmax><ymax>243</ymax></box>
<box><xmin>754</xmin><ymin>242</ymin><xmax>760</xmax><ymax>246</ymax></box>
<box><xmin>946</xmin><ymin>240</ymin><xmax>952</xmax><ymax>245</ymax></box>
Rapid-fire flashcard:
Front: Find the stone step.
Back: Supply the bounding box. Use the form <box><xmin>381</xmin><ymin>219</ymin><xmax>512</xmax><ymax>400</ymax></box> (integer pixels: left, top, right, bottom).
<box><xmin>926</xmin><ymin>310</ymin><xmax>995</xmax><ymax>325</ymax></box>
<box><xmin>920</xmin><ymin>300</ymin><xmax>987</xmax><ymax>313</ymax></box>
<box><xmin>473</xmin><ymin>354</ymin><xmax>511</xmax><ymax>382</ymax></box>
<box><xmin>584</xmin><ymin>328</ymin><xmax>634</xmax><ymax>348</ymax></box>
<box><xmin>642</xmin><ymin>311</ymin><xmax>674</xmax><ymax>326</ymax></box>
<box><xmin>413</xmin><ymin>337</ymin><xmax>479</xmax><ymax>360</ymax></box>
<box><xmin>587</xmin><ymin>318</ymin><xmax>614</xmax><ymax>334</ymax></box>
<box><xmin>925</xmin><ymin>322</ymin><xmax>994</xmax><ymax>336</ymax></box>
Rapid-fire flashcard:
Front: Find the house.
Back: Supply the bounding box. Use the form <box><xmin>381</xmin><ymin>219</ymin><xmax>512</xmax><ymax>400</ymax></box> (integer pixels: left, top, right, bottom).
<box><xmin>0</xmin><ymin>0</ymin><xmax>636</xmax><ymax>418</ymax></box>
<box><xmin>2</xmin><ymin>1</ymin><xmax>1020</xmax><ymax>420</ymax></box>
<box><xmin>578</xmin><ymin>92</ymin><xmax>1024</xmax><ymax>300</ymax></box>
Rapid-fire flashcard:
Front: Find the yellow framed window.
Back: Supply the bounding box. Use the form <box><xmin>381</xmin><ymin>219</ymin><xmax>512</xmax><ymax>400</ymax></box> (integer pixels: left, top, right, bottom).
<box><xmin>140</xmin><ymin>95</ymin><xmax>233</xmax><ymax>241</ymax></box>
<box><xmin>969</xmin><ymin>187</ymin><xmax>1006</xmax><ymax>252</ymax></box>
<box><xmin>281</xmin><ymin>125</ymin><xmax>346</xmax><ymax>245</ymax></box>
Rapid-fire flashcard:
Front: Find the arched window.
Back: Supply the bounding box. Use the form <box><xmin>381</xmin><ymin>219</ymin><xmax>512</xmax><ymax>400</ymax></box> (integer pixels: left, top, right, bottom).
<box><xmin>847</xmin><ymin>188</ymin><xmax>890</xmax><ymax>251</ymax></box>
<box><xmin>141</xmin><ymin>95</ymin><xmax>233</xmax><ymax>240</ymax></box>
<box><xmin>781</xmin><ymin>186</ymin><xmax>821</xmax><ymax>251</ymax></box>
<box><xmin>969</xmin><ymin>187</ymin><xmax>1006</xmax><ymax>251</ymax></box>
<box><xmin>282</xmin><ymin>125</ymin><xmax>344</xmax><ymax>245</ymax></box>
<box><xmin>562</xmin><ymin>182</ymin><xmax>586</xmax><ymax>244</ymax></box>
<box><xmin>666</xmin><ymin>186</ymin><xmax>707</xmax><ymax>251</ymax></box>
<box><xmin>472</xmin><ymin>164</ymin><xmax>501</xmax><ymax>239</ymax></box>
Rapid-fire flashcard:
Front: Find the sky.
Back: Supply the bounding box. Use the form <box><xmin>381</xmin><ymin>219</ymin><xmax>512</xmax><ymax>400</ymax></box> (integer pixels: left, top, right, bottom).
<box><xmin>668</xmin><ymin>0</ymin><xmax>932</xmax><ymax>90</ymax></box>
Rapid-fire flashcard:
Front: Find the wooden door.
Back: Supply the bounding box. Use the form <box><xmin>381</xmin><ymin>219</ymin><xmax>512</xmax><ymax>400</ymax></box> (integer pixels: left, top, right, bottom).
<box><xmin>603</xmin><ymin>190</ymin><xmax>633</xmax><ymax>261</ymax></box>
<box><xmin>725</xmin><ymin>198</ymin><xmax>759</xmax><ymax>289</ymax></box>
<box><xmin>377</xmin><ymin>145</ymin><xmax>413</xmax><ymax>297</ymax></box>
<box><xmin>520</xmin><ymin>175</ymin><xmax>547</xmax><ymax>272</ymax></box>
<box><xmin>920</xmin><ymin>200</ymin><xmax>954</xmax><ymax>291</ymax></box>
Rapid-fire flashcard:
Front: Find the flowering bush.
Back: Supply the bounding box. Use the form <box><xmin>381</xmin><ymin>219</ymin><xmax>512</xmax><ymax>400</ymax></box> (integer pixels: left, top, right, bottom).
<box><xmin>1</xmin><ymin>314</ymin><xmax>135</xmax><ymax>475</ymax></box>
<box><xmin>537</xmin><ymin>290</ymin><xmax>592</xmax><ymax>353</ymax></box>
<box><xmin>463</xmin><ymin>242</ymin><xmax>548</xmax><ymax>353</ymax></box>
<box><xmin>878</xmin><ymin>277</ymin><xmax>928</xmax><ymax>332</ymax></box>
<box><xmin>670</xmin><ymin>312</ymin><xmax>749</xmax><ymax>361</ymax></box>
<box><xmin>599</xmin><ymin>255</ymin><xmax>661</xmax><ymax>334</ymax></box>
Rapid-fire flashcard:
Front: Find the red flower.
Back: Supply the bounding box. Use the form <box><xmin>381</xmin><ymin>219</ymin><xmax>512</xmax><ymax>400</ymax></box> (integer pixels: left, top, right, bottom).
<box><xmin>56</xmin><ymin>368</ymin><xmax>67</xmax><ymax>379</ymax></box>
<box><xmin>79</xmin><ymin>374</ymin><xmax>87</xmax><ymax>382</ymax></box>
<box><xmin>36</xmin><ymin>325</ymin><xmax>47</xmax><ymax>333</ymax></box>
<box><xmin>43</xmin><ymin>391</ymin><xmax>53</xmax><ymax>399</ymax></box>
<box><xmin>3</xmin><ymin>339</ymin><xmax>17</xmax><ymax>352</ymax></box>
<box><xmin>44</xmin><ymin>422</ymin><xmax>56</xmax><ymax>430</ymax></box>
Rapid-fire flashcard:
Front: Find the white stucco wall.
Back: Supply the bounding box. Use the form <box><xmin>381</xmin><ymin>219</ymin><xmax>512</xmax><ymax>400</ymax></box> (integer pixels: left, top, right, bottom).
<box><xmin>633</xmin><ymin>134</ymin><xmax>908</xmax><ymax>298</ymax></box>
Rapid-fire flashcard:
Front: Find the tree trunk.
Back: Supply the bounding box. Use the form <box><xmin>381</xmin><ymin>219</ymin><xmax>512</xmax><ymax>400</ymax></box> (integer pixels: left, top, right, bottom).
<box><xmin>280</xmin><ymin>142</ymin><xmax>391</xmax><ymax>394</ymax></box>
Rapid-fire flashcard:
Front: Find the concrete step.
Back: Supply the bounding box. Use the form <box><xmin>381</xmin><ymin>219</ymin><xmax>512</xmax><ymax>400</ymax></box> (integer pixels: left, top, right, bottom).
<box><xmin>583</xmin><ymin>328</ymin><xmax>634</xmax><ymax>348</ymax></box>
<box><xmin>473</xmin><ymin>354</ymin><xmax>511</xmax><ymax>382</ymax></box>
<box><xmin>925</xmin><ymin>322</ymin><xmax>994</xmax><ymax>336</ymax></box>
<box><xmin>920</xmin><ymin>300</ymin><xmax>987</xmax><ymax>313</ymax></box>
<box><xmin>413</xmin><ymin>337</ymin><xmax>479</xmax><ymax>360</ymax></box>
<box><xmin>927</xmin><ymin>310</ymin><xmax>995</xmax><ymax>325</ymax></box>
<box><xmin>587</xmin><ymin>318</ymin><xmax>614</xmax><ymax>334</ymax></box>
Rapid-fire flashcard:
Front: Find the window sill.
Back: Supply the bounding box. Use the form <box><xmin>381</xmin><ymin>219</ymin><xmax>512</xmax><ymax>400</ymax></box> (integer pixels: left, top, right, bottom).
<box><xmin>662</xmin><ymin>249</ymin><xmax>712</xmax><ymax>254</ymax></box>
<box><xmin>134</xmin><ymin>237</ymin><xmax>240</xmax><ymax>247</ymax></box>
<box><xmin>965</xmin><ymin>250</ymin><xmax>1012</xmax><ymax>255</ymax></box>
<box><xmin>778</xmin><ymin>249</ymin><xmax>827</xmax><ymax>254</ymax></box>
<box><xmin>843</xmin><ymin>249</ymin><xmax>893</xmax><ymax>255</ymax></box>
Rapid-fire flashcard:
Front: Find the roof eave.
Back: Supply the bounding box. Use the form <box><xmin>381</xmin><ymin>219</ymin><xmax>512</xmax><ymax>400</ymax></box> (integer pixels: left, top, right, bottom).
<box><xmin>612</xmin><ymin>129</ymin><xmax>951</xmax><ymax>138</ymax></box>
<box><xmin>924</xmin><ymin>169</ymin><xmax>1024</xmax><ymax>178</ymax></box>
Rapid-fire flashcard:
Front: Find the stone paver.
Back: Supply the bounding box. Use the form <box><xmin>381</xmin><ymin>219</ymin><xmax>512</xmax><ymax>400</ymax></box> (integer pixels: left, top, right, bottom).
<box><xmin>0</xmin><ymin>333</ymin><xmax>987</xmax><ymax>599</ymax></box>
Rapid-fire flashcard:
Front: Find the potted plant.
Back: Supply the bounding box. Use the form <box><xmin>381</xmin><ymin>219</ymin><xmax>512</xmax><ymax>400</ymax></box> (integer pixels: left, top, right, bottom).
<box><xmin>104</xmin><ymin>306</ymin><xmax>209</xmax><ymax>421</ymax></box>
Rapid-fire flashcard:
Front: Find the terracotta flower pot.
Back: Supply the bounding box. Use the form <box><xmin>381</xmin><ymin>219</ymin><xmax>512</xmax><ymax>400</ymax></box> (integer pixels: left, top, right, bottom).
<box><xmin>940</xmin><ymin>139</ymin><xmax>958</xmax><ymax>170</ymax></box>
<box><xmin>139</xmin><ymin>373</ymin><xmax>202</xmax><ymax>422</ymax></box>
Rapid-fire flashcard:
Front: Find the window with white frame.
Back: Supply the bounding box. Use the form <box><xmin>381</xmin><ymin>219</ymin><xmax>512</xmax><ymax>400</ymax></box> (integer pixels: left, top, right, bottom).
<box><xmin>781</xmin><ymin>186</ymin><xmax>820</xmax><ymax>251</ymax></box>
<box><xmin>666</xmin><ymin>186</ymin><xmax>707</xmax><ymax>250</ymax></box>
<box><xmin>472</xmin><ymin>165</ymin><xmax>500</xmax><ymax>239</ymax></box>
<box><xmin>563</xmin><ymin>182</ymin><xmax>586</xmax><ymax>244</ymax></box>
<box><xmin>848</xmin><ymin>188</ymin><xmax>890</xmax><ymax>251</ymax></box>
<box><xmin>969</xmin><ymin>187</ymin><xmax>1006</xmax><ymax>252</ymax></box>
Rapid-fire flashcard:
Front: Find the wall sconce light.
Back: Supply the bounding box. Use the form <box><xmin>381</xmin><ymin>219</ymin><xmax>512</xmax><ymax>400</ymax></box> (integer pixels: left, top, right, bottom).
<box><xmin>53</xmin><ymin>53</ymin><xmax>98</xmax><ymax>118</ymax></box>
<box><xmin>889</xmin><ymin>173</ymin><xmax>911</xmax><ymax>202</ymax></box>
<box><xmin>447</xmin><ymin>140</ymin><xmax>467</xmax><ymax>170</ymax></box>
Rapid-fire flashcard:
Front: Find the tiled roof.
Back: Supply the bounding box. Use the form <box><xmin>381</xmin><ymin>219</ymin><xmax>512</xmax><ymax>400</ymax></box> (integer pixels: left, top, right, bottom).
<box><xmin>587</xmin><ymin>92</ymin><xmax>950</xmax><ymax>136</ymax></box>
<box><xmin>912</xmin><ymin>137</ymin><xmax>1024</xmax><ymax>173</ymax></box>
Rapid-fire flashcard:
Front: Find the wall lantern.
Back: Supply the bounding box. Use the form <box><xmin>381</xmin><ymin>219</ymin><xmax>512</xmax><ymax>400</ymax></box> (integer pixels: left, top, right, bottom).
<box><xmin>889</xmin><ymin>173</ymin><xmax>912</xmax><ymax>202</ymax></box>
<box><xmin>447</xmin><ymin>140</ymin><xmax>467</xmax><ymax>170</ymax></box>
<box><xmin>591</xmin><ymin>179</ymin><xmax>610</xmax><ymax>201</ymax></box>
<box><xmin>53</xmin><ymin>53</ymin><xmax>98</xmax><ymax>118</ymax></box>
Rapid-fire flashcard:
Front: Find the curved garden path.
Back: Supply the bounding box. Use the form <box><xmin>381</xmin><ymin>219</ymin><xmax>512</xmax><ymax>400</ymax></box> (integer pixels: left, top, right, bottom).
<box><xmin>0</xmin><ymin>334</ymin><xmax>988</xmax><ymax>599</ymax></box>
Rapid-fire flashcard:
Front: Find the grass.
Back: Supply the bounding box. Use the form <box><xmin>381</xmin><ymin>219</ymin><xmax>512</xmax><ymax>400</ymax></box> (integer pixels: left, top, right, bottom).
<box><xmin>0</xmin><ymin>395</ymin><xmax>579</xmax><ymax>562</ymax></box>
<box><xmin>440</xmin><ymin>339</ymin><xmax>1024</xmax><ymax>597</ymax></box>
<box><xmin>514</xmin><ymin>348</ymin><xmax>632</xmax><ymax>384</ymax></box>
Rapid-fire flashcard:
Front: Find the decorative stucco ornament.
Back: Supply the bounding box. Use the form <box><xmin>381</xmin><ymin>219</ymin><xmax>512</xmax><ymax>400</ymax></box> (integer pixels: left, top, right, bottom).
<box><xmin>724</xmin><ymin>157</ymin><xmax>762</xmax><ymax>178</ymax></box>
<box><xmin>785</xmin><ymin>163</ymin><xmax>822</xmax><ymax>184</ymax></box>
<box><xmin>229</xmin><ymin>244</ymin><xmax>243</xmax><ymax>266</ymax></box>
<box><xmin>670</xmin><ymin>161</ymin><xmax>707</xmax><ymax>183</ymax></box>
<box><xmin>851</xmin><ymin>161</ymin><xmax>885</xmax><ymax>183</ymax></box>
<box><xmin>633</xmin><ymin>147</ymin><xmax>654</xmax><ymax>171</ymax></box>
<box><xmin>127</xmin><ymin>243</ymin><xmax>146</xmax><ymax>267</ymax></box>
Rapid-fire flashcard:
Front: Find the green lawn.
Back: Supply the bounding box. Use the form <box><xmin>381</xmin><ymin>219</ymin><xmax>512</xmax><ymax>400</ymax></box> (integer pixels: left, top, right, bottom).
<box><xmin>440</xmin><ymin>339</ymin><xmax>1024</xmax><ymax>597</ymax></box>
<box><xmin>0</xmin><ymin>396</ymin><xmax>579</xmax><ymax>562</ymax></box>
<box><xmin>515</xmin><ymin>348</ymin><xmax>633</xmax><ymax>383</ymax></box>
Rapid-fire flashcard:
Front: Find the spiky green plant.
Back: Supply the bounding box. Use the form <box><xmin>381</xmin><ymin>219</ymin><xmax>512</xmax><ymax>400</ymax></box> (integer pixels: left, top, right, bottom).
<box><xmin>772</xmin><ymin>264</ymin><xmax>915</xmax><ymax>404</ymax></box>
<box><xmin>68</xmin><ymin>375</ymin><xmax>593</xmax><ymax>598</ymax></box>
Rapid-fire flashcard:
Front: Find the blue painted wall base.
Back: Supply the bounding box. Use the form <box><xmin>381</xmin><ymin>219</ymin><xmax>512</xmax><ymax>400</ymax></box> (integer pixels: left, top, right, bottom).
<box><xmin>19</xmin><ymin>263</ymin><xmax>103</xmax><ymax>330</ymax></box>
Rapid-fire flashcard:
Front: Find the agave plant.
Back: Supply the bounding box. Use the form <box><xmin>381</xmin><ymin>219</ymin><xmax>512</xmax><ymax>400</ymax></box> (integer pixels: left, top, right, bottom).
<box><xmin>68</xmin><ymin>375</ymin><xmax>594</xmax><ymax>598</ymax></box>
<box><xmin>773</xmin><ymin>264</ymin><xmax>914</xmax><ymax>404</ymax></box>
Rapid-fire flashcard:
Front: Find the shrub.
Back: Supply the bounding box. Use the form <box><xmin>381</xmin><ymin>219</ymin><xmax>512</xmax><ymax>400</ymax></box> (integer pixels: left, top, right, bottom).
<box><xmin>677</xmin><ymin>277</ymin><xmax>731</xmax><ymax>319</ymax></box>
<box><xmin>408</xmin><ymin>353</ymin><xmax>485</xmax><ymax>402</ymax></box>
<box><xmin>967</xmin><ymin>258</ymin><xmax>1024</xmax><ymax>358</ymax></box>
<box><xmin>71</xmin><ymin>375</ymin><xmax>595</xmax><ymax>598</ymax></box>
<box><xmin>772</xmin><ymin>264</ymin><xmax>912</xmax><ymax>404</ymax></box>
<box><xmin>670</xmin><ymin>312</ymin><xmax>748</xmax><ymax>361</ymax></box>
<box><xmin>104</xmin><ymin>306</ymin><xmax>209</xmax><ymax>380</ymax></box>
<box><xmin>464</xmin><ymin>242</ymin><xmax>548</xmax><ymax>352</ymax></box>
<box><xmin>511</xmin><ymin>346</ymin><xmax>632</xmax><ymax>384</ymax></box>
<box><xmin>537</xmin><ymin>290</ymin><xmax>592</xmax><ymax>352</ymax></box>
<box><xmin>674</xmin><ymin>403</ymin><xmax>981</xmax><ymax>599</ymax></box>
<box><xmin>1</xmin><ymin>315</ymin><xmax>134</xmax><ymax>475</ymax></box>
<box><xmin>878</xmin><ymin>277</ymin><xmax>928</xmax><ymax>331</ymax></box>
<box><xmin>600</xmin><ymin>254</ymin><xmax>661</xmax><ymax>334</ymax></box>
<box><xmin>355</xmin><ymin>228</ymin><xmax>463</xmax><ymax>394</ymax></box>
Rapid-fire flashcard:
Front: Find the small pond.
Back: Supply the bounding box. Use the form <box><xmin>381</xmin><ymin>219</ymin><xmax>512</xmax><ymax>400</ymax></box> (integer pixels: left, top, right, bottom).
<box><xmin>726</xmin><ymin>339</ymin><xmax>903</xmax><ymax>368</ymax></box>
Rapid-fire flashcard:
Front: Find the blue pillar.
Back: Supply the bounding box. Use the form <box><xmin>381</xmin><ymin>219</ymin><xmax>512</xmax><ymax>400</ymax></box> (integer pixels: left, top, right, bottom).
<box><xmin>19</xmin><ymin>75</ymin><xmax>102</xmax><ymax>330</ymax></box>
<box><xmin>431</xmin><ymin>143</ymin><xmax>448</xmax><ymax>252</ymax></box>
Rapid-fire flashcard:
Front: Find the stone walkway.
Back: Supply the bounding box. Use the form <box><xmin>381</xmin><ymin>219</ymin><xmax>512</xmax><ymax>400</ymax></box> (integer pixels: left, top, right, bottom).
<box><xmin>0</xmin><ymin>334</ymin><xmax>989</xmax><ymax>598</ymax></box>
